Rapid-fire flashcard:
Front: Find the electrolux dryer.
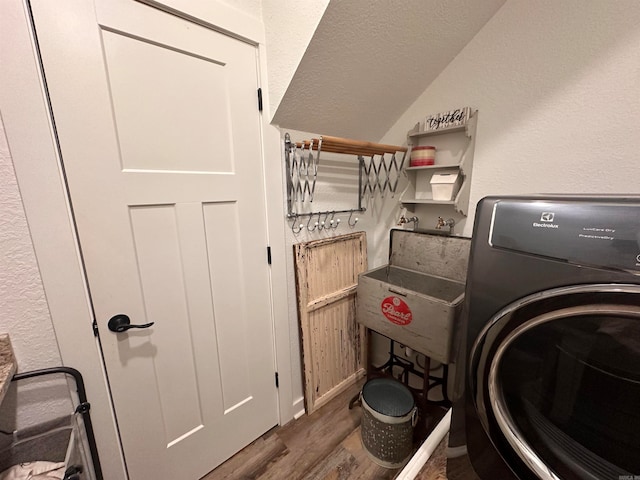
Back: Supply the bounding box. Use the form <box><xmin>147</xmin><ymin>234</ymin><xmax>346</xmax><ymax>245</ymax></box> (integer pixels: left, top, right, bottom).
<box><xmin>455</xmin><ymin>195</ymin><xmax>640</xmax><ymax>480</ymax></box>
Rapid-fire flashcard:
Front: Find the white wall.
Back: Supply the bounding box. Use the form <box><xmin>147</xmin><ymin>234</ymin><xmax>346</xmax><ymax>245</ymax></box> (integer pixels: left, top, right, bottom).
<box><xmin>381</xmin><ymin>0</ymin><xmax>640</xmax><ymax>237</ymax></box>
<box><xmin>0</xmin><ymin>118</ymin><xmax>71</xmax><ymax>429</ymax></box>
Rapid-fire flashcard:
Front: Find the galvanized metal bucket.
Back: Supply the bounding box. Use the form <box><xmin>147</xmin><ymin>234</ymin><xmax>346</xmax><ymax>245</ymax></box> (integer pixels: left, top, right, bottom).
<box><xmin>360</xmin><ymin>378</ymin><xmax>417</xmax><ymax>468</ymax></box>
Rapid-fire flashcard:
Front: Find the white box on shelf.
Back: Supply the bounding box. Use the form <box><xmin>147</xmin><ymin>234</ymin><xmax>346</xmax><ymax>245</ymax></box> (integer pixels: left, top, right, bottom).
<box><xmin>430</xmin><ymin>172</ymin><xmax>461</xmax><ymax>201</ymax></box>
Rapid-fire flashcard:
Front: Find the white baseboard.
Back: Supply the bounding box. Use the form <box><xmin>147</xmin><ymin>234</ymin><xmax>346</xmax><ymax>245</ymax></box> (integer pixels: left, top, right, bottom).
<box><xmin>292</xmin><ymin>396</ymin><xmax>305</xmax><ymax>420</ymax></box>
<box><xmin>396</xmin><ymin>408</ymin><xmax>451</xmax><ymax>480</ymax></box>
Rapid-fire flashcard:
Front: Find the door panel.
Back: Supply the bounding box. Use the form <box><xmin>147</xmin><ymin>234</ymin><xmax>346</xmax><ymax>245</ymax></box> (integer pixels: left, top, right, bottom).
<box><xmin>202</xmin><ymin>201</ymin><xmax>253</xmax><ymax>411</ymax></box>
<box><xmin>129</xmin><ymin>205</ymin><xmax>207</xmax><ymax>444</ymax></box>
<box><xmin>30</xmin><ymin>0</ymin><xmax>277</xmax><ymax>478</ymax></box>
<box><xmin>102</xmin><ymin>29</ymin><xmax>233</xmax><ymax>172</ymax></box>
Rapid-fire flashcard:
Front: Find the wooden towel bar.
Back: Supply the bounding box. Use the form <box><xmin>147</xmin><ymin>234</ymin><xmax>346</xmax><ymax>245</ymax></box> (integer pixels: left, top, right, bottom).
<box><xmin>295</xmin><ymin>135</ymin><xmax>407</xmax><ymax>156</ymax></box>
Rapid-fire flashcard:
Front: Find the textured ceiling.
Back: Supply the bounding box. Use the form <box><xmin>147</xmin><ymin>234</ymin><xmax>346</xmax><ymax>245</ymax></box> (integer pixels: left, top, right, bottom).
<box><xmin>272</xmin><ymin>0</ymin><xmax>506</xmax><ymax>142</ymax></box>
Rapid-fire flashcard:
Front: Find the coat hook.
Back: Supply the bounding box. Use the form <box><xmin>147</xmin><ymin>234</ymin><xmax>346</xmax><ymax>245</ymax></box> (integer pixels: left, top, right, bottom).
<box><xmin>307</xmin><ymin>214</ymin><xmax>318</xmax><ymax>232</ymax></box>
<box><xmin>319</xmin><ymin>211</ymin><xmax>330</xmax><ymax>230</ymax></box>
<box><xmin>291</xmin><ymin>215</ymin><xmax>304</xmax><ymax>234</ymax></box>
<box><xmin>348</xmin><ymin>211</ymin><xmax>359</xmax><ymax>227</ymax></box>
<box><xmin>328</xmin><ymin>211</ymin><xmax>336</xmax><ymax>229</ymax></box>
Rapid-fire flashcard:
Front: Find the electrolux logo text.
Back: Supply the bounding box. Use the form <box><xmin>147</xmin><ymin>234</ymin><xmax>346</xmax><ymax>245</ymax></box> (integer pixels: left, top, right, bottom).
<box><xmin>533</xmin><ymin>212</ymin><xmax>559</xmax><ymax>229</ymax></box>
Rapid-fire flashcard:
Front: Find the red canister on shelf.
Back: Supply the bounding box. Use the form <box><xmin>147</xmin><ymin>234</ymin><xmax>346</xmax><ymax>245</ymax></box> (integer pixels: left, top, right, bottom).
<box><xmin>410</xmin><ymin>146</ymin><xmax>436</xmax><ymax>166</ymax></box>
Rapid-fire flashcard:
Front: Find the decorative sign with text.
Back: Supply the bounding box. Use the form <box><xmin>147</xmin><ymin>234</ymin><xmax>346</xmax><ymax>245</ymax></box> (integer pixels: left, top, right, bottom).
<box><xmin>424</xmin><ymin>107</ymin><xmax>471</xmax><ymax>132</ymax></box>
<box><xmin>381</xmin><ymin>296</ymin><xmax>413</xmax><ymax>326</ymax></box>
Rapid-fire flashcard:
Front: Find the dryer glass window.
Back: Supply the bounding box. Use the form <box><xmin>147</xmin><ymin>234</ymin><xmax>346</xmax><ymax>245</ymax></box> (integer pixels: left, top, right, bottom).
<box><xmin>498</xmin><ymin>314</ymin><xmax>640</xmax><ymax>479</ymax></box>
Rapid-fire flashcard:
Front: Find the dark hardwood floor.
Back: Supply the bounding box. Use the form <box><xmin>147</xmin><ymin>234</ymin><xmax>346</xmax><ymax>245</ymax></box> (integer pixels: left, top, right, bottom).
<box><xmin>202</xmin><ymin>378</ymin><xmax>448</xmax><ymax>480</ymax></box>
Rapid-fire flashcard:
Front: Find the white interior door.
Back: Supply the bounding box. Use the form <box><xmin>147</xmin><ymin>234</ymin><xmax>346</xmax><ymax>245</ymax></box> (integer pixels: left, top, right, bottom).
<box><xmin>29</xmin><ymin>0</ymin><xmax>278</xmax><ymax>478</ymax></box>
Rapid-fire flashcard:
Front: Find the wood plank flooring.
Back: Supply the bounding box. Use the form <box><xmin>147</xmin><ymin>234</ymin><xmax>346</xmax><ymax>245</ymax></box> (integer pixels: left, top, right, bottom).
<box><xmin>202</xmin><ymin>379</ymin><xmax>448</xmax><ymax>480</ymax></box>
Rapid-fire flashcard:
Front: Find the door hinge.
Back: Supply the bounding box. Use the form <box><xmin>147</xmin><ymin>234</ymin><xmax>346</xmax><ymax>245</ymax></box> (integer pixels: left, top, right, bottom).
<box><xmin>257</xmin><ymin>88</ymin><xmax>263</xmax><ymax>111</ymax></box>
<box><xmin>267</xmin><ymin>246</ymin><xmax>272</xmax><ymax>265</ymax></box>
<box><xmin>275</xmin><ymin>372</ymin><xmax>279</xmax><ymax>388</ymax></box>
<box><xmin>92</xmin><ymin>320</ymin><xmax>99</xmax><ymax>337</ymax></box>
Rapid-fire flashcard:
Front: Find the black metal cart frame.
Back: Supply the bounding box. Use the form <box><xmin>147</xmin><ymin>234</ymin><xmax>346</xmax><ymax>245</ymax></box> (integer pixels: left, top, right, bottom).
<box><xmin>10</xmin><ymin>367</ymin><xmax>103</xmax><ymax>480</ymax></box>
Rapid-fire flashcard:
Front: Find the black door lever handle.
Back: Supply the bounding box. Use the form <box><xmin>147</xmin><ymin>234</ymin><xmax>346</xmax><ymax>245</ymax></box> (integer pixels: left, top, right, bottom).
<box><xmin>108</xmin><ymin>314</ymin><xmax>154</xmax><ymax>333</ymax></box>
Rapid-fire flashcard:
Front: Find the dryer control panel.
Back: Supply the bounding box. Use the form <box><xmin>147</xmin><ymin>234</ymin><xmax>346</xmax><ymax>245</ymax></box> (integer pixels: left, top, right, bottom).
<box><xmin>490</xmin><ymin>199</ymin><xmax>640</xmax><ymax>272</ymax></box>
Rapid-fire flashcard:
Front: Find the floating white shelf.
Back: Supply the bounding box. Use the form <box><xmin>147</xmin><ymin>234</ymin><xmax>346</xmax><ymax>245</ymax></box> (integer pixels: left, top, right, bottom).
<box><xmin>408</xmin><ymin>123</ymin><xmax>467</xmax><ymax>138</ymax></box>
<box><xmin>401</xmin><ymin>199</ymin><xmax>456</xmax><ymax>205</ymax></box>
<box><xmin>404</xmin><ymin>165</ymin><xmax>459</xmax><ymax>172</ymax></box>
<box><xmin>400</xmin><ymin>110</ymin><xmax>478</xmax><ymax>216</ymax></box>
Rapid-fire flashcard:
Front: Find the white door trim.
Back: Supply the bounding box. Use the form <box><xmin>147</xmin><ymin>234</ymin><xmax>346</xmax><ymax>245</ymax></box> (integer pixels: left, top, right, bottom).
<box><xmin>256</xmin><ymin>43</ymin><xmax>299</xmax><ymax>424</ymax></box>
<box><xmin>136</xmin><ymin>0</ymin><xmax>266</xmax><ymax>45</ymax></box>
<box><xmin>0</xmin><ymin>2</ymin><xmax>127</xmax><ymax>478</ymax></box>
<box><xmin>0</xmin><ymin>1</ymin><xmax>294</xmax><ymax>478</ymax></box>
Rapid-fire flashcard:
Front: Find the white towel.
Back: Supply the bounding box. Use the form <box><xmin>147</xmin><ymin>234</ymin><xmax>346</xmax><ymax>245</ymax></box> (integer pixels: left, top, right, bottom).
<box><xmin>0</xmin><ymin>461</ymin><xmax>66</xmax><ymax>480</ymax></box>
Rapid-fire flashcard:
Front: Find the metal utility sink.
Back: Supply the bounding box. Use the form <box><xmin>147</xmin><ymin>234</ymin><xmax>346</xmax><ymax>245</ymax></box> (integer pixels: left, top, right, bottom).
<box><xmin>356</xmin><ymin>230</ymin><xmax>471</xmax><ymax>364</ymax></box>
<box><xmin>365</xmin><ymin>266</ymin><xmax>465</xmax><ymax>304</ymax></box>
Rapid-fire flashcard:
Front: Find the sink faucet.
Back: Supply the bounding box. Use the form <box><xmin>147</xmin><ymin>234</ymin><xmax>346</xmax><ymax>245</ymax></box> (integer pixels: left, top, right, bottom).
<box><xmin>398</xmin><ymin>215</ymin><xmax>419</xmax><ymax>230</ymax></box>
<box><xmin>436</xmin><ymin>216</ymin><xmax>455</xmax><ymax>232</ymax></box>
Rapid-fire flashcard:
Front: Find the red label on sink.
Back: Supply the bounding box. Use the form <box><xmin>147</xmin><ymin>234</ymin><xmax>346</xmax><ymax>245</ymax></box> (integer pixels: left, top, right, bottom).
<box><xmin>381</xmin><ymin>296</ymin><xmax>412</xmax><ymax>326</ymax></box>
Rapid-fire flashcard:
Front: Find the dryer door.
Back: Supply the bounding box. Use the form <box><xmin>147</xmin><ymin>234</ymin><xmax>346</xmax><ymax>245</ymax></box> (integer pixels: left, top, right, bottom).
<box><xmin>471</xmin><ymin>285</ymin><xmax>640</xmax><ymax>480</ymax></box>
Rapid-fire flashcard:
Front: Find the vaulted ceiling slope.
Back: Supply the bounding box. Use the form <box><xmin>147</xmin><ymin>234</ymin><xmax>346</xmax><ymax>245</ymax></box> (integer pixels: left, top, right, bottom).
<box><xmin>272</xmin><ymin>0</ymin><xmax>506</xmax><ymax>142</ymax></box>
